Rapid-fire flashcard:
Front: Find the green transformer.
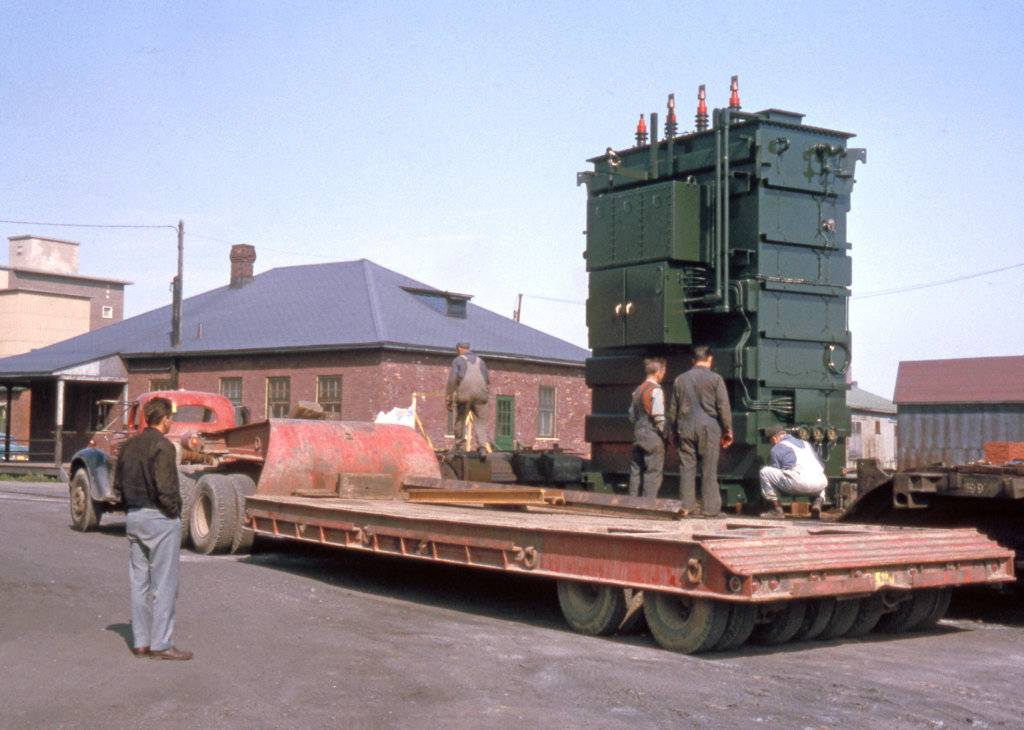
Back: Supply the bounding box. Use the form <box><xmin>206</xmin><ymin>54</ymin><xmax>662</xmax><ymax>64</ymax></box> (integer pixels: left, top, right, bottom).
<box><xmin>578</xmin><ymin>95</ymin><xmax>866</xmax><ymax>508</ymax></box>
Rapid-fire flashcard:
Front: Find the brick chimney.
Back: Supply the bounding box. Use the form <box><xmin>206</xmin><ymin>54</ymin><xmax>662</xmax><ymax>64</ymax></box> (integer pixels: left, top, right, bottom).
<box><xmin>230</xmin><ymin>244</ymin><xmax>256</xmax><ymax>288</ymax></box>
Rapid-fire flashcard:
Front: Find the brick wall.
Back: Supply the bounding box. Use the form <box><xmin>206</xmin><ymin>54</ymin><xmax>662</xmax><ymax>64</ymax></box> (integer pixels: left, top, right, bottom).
<box><xmin>125</xmin><ymin>348</ymin><xmax>590</xmax><ymax>455</ymax></box>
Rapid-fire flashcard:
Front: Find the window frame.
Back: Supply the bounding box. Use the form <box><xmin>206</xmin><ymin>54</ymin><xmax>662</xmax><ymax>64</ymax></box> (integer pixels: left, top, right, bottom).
<box><xmin>537</xmin><ymin>385</ymin><xmax>556</xmax><ymax>438</ymax></box>
<box><xmin>266</xmin><ymin>376</ymin><xmax>291</xmax><ymax>418</ymax></box>
<box><xmin>316</xmin><ymin>375</ymin><xmax>342</xmax><ymax>416</ymax></box>
<box><xmin>219</xmin><ymin>377</ymin><xmax>243</xmax><ymax>407</ymax></box>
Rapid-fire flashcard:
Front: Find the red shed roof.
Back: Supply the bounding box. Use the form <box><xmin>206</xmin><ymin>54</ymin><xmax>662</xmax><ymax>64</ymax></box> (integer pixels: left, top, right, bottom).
<box><xmin>894</xmin><ymin>356</ymin><xmax>1024</xmax><ymax>405</ymax></box>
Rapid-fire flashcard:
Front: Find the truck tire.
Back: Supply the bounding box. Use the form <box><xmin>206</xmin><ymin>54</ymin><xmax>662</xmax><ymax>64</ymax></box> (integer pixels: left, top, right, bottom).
<box><xmin>643</xmin><ymin>593</ymin><xmax>729</xmax><ymax>654</ymax></box>
<box><xmin>556</xmin><ymin>581</ymin><xmax>628</xmax><ymax>636</ymax></box>
<box><xmin>877</xmin><ymin>589</ymin><xmax>942</xmax><ymax>634</ymax></box>
<box><xmin>226</xmin><ymin>473</ymin><xmax>257</xmax><ymax>555</ymax></box>
<box><xmin>178</xmin><ymin>472</ymin><xmax>198</xmax><ymax>547</ymax></box>
<box><xmin>749</xmin><ymin>601</ymin><xmax>807</xmax><ymax>645</ymax></box>
<box><xmin>819</xmin><ymin>598</ymin><xmax>861</xmax><ymax>640</ymax></box>
<box><xmin>69</xmin><ymin>469</ymin><xmax>100</xmax><ymax>531</ymax></box>
<box><xmin>792</xmin><ymin>598</ymin><xmax>836</xmax><ymax>642</ymax></box>
<box><xmin>916</xmin><ymin>588</ymin><xmax>953</xmax><ymax>630</ymax></box>
<box><xmin>845</xmin><ymin>594</ymin><xmax>886</xmax><ymax>637</ymax></box>
<box><xmin>190</xmin><ymin>474</ymin><xmax>239</xmax><ymax>555</ymax></box>
<box><xmin>712</xmin><ymin>603</ymin><xmax>758</xmax><ymax>651</ymax></box>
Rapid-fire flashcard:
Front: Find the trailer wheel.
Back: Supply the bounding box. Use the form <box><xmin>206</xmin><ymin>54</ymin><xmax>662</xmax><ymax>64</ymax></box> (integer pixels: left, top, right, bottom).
<box><xmin>916</xmin><ymin>588</ymin><xmax>953</xmax><ymax>630</ymax></box>
<box><xmin>819</xmin><ymin>598</ymin><xmax>861</xmax><ymax>640</ymax></box>
<box><xmin>556</xmin><ymin>581</ymin><xmax>628</xmax><ymax>636</ymax></box>
<box><xmin>642</xmin><ymin>593</ymin><xmax>728</xmax><ymax>654</ymax></box>
<box><xmin>749</xmin><ymin>601</ymin><xmax>807</xmax><ymax>645</ymax></box>
<box><xmin>69</xmin><ymin>469</ymin><xmax>100</xmax><ymax>532</ymax></box>
<box><xmin>227</xmin><ymin>473</ymin><xmax>257</xmax><ymax>555</ymax></box>
<box><xmin>712</xmin><ymin>603</ymin><xmax>758</xmax><ymax>651</ymax></box>
<box><xmin>877</xmin><ymin>589</ymin><xmax>942</xmax><ymax>634</ymax></box>
<box><xmin>178</xmin><ymin>472</ymin><xmax>197</xmax><ymax>547</ymax></box>
<box><xmin>190</xmin><ymin>474</ymin><xmax>239</xmax><ymax>555</ymax></box>
<box><xmin>845</xmin><ymin>594</ymin><xmax>886</xmax><ymax>637</ymax></box>
<box><xmin>792</xmin><ymin>598</ymin><xmax>836</xmax><ymax>642</ymax></box>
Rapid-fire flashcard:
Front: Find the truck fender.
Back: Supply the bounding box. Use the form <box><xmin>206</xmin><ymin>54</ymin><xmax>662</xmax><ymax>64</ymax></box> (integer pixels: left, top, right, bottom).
<box><xmin>70</xmin><ymin>448</ymin><xmax>115</xmax><ymax>502</ymax></box>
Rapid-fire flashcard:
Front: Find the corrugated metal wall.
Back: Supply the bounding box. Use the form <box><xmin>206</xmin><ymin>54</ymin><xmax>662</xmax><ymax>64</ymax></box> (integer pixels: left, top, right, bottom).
<box><xmin>897</xmin><ymin>405</ymin><xmax>1024</xmax><ymax>469</ymax></box>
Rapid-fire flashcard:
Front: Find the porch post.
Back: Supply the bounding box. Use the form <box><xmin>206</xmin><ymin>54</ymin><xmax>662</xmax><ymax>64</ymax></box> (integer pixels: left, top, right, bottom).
<box><xmin>121</xmin><ymin>383</ymin><xmax>130</xmax><ymax>427</ymax></box>
<box><xmin>54</xmin><ymin>379</ymin><xmax>65</xmax><ymax>467</ymax></box>
<box><xmin>3</xmin><ymin>385</ymin><xmax>11</xmax><ymax>462</ymax></box>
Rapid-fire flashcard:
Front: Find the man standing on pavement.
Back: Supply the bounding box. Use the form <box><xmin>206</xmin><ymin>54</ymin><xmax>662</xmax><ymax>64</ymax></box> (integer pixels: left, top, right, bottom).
<box><xmin>759</xmin><ymin>425</ymin><xmax>828</xmax><ymax>519</ymax></box>
<box><xmin>446</xmin><ymin>342</ymin><xmax>491</xmax><ymax>457</ymax></box>
<box><xmin>668</xmin><ymin>346</ymin><xmax>734</xmax><ymax>516</ymax></box>
<box><xmin>628</xmin><ymin>357</ymin><xmax>668</xmax><ymax>498</ymax></box>
<box><xmin>115</xmin><ymin>396</ymin><xmax>192</xmax><ymax>660</ymax></box>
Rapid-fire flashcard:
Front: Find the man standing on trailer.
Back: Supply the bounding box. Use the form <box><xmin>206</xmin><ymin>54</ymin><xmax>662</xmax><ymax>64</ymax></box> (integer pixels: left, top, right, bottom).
<box><xmin>668</xmin><ymin>345</ymin><xmax>734</xmax><ymax>516</ymax></box>
<box><xmin>759</xmin><ymin>424</ymin><xmax>828</xmax><ymax>519</ymax></box>
<box><xmin>446</xmin><ymin>342</ymin><xmax>491</xmax><ymax>456</ymax></box>
<box><xmin>628</xmin><ymin>357</ymin><xmax>668</xmax><ymax>498</ymax></box>
<box><xmin>116</xmin><ymin>396</ymin><xmax>192</xmax><ymax>660</ymax></box>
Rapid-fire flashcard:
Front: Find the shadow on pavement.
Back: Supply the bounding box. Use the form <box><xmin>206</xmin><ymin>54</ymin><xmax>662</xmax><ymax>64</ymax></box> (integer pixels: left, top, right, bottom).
<box><xmin>106</xmin><ymin>622</ymin><xmax>132</xmax><ymax>649</ymax></box>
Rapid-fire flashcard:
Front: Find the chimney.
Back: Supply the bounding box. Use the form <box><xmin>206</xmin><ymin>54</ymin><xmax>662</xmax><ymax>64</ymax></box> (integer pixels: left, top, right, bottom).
<box><xmin>230</xmin><ymin>244</ymin><xmax>256</xmax><ymax>288</ymax></box>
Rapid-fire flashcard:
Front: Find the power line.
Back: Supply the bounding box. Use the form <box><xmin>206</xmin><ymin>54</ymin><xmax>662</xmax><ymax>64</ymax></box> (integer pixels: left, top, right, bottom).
<box><xmin>0</xmin><ymin>218</ymin><xmax>177</xmax><ymax>230</ymax></box>
<box><xmin>853</xmin><ymin>261</ymin><xmax>1024</xmax><ymax>299</ymax></box>
<box><xmin>522</xmin><ymin>293</ymin><xmax>585</xmax><ymax>305</ymax></box>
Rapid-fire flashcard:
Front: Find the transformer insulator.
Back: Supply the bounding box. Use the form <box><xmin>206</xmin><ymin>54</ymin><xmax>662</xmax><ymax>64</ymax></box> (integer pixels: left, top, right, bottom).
<box><xmin>635</xmin><ymin>114</ymin><xmax>648</xmax><ymax>145</ymax></box>
<box><xmin>695</xmin><ymin>84</ymin><xmax>709</xmax><ymax>131</ymax></box>
<box><xmin>665</xmin><ymin>94</ymin><xmax>678</xmax><ymax>138</ymax></box>
<box><xmin>729</xmin><ymin>75</ymin><xmax>741</xmax><ymax>110</ymax></box>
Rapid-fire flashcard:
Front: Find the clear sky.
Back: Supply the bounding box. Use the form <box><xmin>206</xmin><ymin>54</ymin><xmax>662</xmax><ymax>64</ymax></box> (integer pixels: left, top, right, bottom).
<box><xmin>2</xmin><ymin>1</ymin><xmax>1022</xmax><ymax>398</ymax></box>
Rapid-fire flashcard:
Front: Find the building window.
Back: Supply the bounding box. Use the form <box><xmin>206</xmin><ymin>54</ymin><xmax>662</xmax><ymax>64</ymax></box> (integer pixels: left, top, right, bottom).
<box><xmin>267</xmin><ymin>377</ymin><xmax>291</xmax><ymax>418</ymax></box>
<box><xmin>317</xmin><ymin>376</ymin><xmax>342</xmax><ymax>415</ymax></box>
<box><xmin>101</xmin><ymin>305</ymin><xmax>114</xmax><ymax>319</ymax></box>
<box><xmin>150</xmin><ymin>379</ymin><xmax>172</xmax><ymax>392</ymax></box>
<box><xmin>538</xmin><ymin>385</ymin><xmax>555</xmax><ymax>438</ymax></box>
<box><xmin>220</xmin><ymin>377</ymin><xmax>243</xmax><ymax>406</ymax></box>
<box><xmin>853</xmin><ymin>421</ymin><xmax>862</xmax><ymax>434</ymax></box>
<box><xmin>875</xmin><ymin>420</ymin><xmax>881</xmax><ymax>435</ymax></box>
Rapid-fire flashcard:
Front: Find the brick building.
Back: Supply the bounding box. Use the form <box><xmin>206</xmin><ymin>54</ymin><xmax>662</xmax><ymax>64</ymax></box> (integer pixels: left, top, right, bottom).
<box><xmin>0</xmin><ymin>246</ymin><xmax>589</xmax><ymax>468</ymax></box>
<box><xmin>1</xmin><ymin>235</ymin><xmax>129</xmax><ymax>459</ymax></box>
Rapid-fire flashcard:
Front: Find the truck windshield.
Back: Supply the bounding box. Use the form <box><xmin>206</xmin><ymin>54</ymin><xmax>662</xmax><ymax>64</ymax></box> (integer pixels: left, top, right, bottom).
<box><xmin>174</xmin><ymin>405</ymin><xmax>218</xmax><ymax>424</ymax></box>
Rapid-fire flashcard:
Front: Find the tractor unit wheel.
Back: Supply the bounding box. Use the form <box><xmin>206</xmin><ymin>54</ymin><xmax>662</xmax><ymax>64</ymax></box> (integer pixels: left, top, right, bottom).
<box><xmin>556</xmin><ymin>581</ymin><xmax>628</xmax><ymax>636</ymax></box>
<box><xmin>226</xmin><ymin>473</ymin><xmax>257</xmax><ymax>555</ymax></box>
<box><xmin>69</xmin><ymin>469</ymin><xmax>100</xmax><ymax>532</ymax></box>
<box><xmin>749</xmin><ymin>601</ymin><xmax>807</xmax><ymax>646</ymax></box>
<box><xmin>642</xmin><ymin>592</ymin><xmax>729</xmax><ymax>654</ymax></box>
<box><xmin>190</xmin><ymin>474</ymin><xmax>239</xmax><ymax>555</ymax></box>
<box><xmin>877</xmin><ymin>589</ymin><xmax>943</xmax><ymax>634</ymax></box>
<box><xmin>819</xmin><ymin>598</ymin><xmax>862</xmax><ymax>640</ymax></box>
<box><xmin>712</xmin><ymin>603</ymin><xmax>758</xmax><ymax>652</ymax></box>
<box><xmin>178</xmin><ymin>472</ymin><xmax>198</xmax><ymax>547</ymax></box>
<box><xmin>793</xmin><ymin>598</ymin><xmax>837</xmax><ymax>642</ymax></box>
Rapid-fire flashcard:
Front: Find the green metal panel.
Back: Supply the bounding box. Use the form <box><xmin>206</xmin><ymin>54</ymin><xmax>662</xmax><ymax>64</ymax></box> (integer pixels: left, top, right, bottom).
<box><xmin>624</xmin><ymin>263</ymin><xmax>691</xmax><ymax>346</ymax></box>
<box><xmin>586</xmin><ymin>269</ymin><xmax>626</xmax><ymax>348</ymax></box>
<box><xmin>494</xmin><ymin>396</ymin><xmax>515</xmax><ymax>451</ymax></box>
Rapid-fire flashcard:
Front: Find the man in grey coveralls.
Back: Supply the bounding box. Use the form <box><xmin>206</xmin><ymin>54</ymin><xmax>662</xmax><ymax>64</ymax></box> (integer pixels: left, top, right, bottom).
<box><xmin>668</xmin><ymin>346</ymin><xmax>734</xmax><ymax>516</ymax></box>
<box><xmin>115</xmin><ymin>396</ymin><xmax>192</xmax><ymax>660</ymax></box>
<box><xmin>446</xmin><ymin>342</ymin><xmax>491</xmax><ymax>455</ymax></box>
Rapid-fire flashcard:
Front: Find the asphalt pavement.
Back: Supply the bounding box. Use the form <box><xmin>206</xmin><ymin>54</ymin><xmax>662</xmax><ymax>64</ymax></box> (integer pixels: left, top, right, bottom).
<box><xmin>3</xmin><ymin>478</ymin><xmax>1024</xmax><ymax>729</ymax></box>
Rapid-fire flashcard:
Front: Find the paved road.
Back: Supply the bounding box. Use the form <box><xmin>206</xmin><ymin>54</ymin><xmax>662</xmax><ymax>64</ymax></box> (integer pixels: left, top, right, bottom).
<box><xmin>3</xmin><ymin>479</ymin><xmax>1024</xmax><ymax>729</ymax></box>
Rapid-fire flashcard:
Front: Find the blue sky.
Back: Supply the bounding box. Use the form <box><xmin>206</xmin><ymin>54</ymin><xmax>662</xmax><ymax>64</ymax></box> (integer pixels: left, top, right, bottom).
<box><xmin>2</xmin><ymin>1</ymin><xmax>1022</xmax><ymax>398</ymax></box>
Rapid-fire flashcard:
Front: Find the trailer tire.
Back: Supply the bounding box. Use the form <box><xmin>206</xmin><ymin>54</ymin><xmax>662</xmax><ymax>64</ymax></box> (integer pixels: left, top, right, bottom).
<box><xmin>227</xmin><ymin>473</ymin><xmax>257</xmax><ymax>555</ymax></box>
<box><xmin>69</xmin><ymin>469</ymin><xmax>100</xmax><ymax>532</ymax></box>
<box><xmin>642</xmin><ymin>593</ymin><xmax>728</xmax><ymax>654</ymax></box>
<box><xmin>190</xmin><ymin>474</ymin><xmax>239</xmax><ymax>555</ymax></box>
<box><xmin>749</xmin><ymin>601</ymin><xmax>807</xmax><ymax>646</ymax></box>
<box><xmin>819</xmin><ymin>598</ymin><xmax>861</xmax><ymax>640</ymax></box>
<box><xmin>556</xmin><ymin>581</ymin><xmax>628</xmax><ymax>636</ymax></box>
<box><xmin>792</xmin><ymin>598</ymin><xmax>836</xmax><ymax>642</ymax></box>
<box><xmin>845</xmin><ymin>594</ymin><xmax>886</xmax><ymax>638</ymax></box>
<box><xmin>178</xmin><ymin>472</ymin><xmax>198</xmax><ymax>547</ymax></box>
<box><xmin>917</xmin><ymin>588</ymin><xmax>953</xmax><ymax>630</ymax></box>
<box><xmin>712</xmin><ymin>603</ymin><xmax>758</xmax><ymax>651</ymax></box>
<box><xmin>877</xmin><ymin>589</ymin><xmax>942</xmax><ymax>634</ymax></box>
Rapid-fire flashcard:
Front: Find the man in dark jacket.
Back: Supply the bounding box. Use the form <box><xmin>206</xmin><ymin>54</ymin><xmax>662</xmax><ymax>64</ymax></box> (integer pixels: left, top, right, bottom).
<box><xmin>446</xmin><ymin>342</ymin><xmax>491</xmax><ymax>456</ymax></box>
<box><xmin>115</xmin><ymin>396</ymin><xmax>192</xmax><ymax>660</ymax></box>
<box><xmin>667</xmin><ymin>346</ymin><xmax>734</xmax><ymax>516</ymax></box>
<box><xmin>628</xmin><ymin>357</ymin><xmax>667</xmax><ymax>498</ymax></box>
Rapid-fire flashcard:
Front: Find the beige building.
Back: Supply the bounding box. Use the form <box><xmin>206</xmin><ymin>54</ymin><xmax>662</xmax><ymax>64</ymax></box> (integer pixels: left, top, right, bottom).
<box><xmin>1</xmin><ymin>235</ymin><xmax>130</xmax><ymax>460</ymax></box>
<box><xmin>847</xmin><ymin>384</ymin><xmax>897</xmax><ymax>470</ymax></box>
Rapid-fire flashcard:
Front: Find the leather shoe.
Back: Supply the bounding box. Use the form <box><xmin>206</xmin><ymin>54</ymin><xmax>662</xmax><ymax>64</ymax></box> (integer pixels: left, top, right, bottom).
<box><xmin>150</xmin><ymin>646</ymin><xmax>193</xmax><ymax>661</ymax></box>
<box><xmin>131</xmin><ymin>646</ymin><xmax>150</xmax><ymax>657</ymax></box>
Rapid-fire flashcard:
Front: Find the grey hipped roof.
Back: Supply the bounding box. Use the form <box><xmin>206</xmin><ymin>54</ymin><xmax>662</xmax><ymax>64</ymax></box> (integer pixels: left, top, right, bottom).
<box><xmin>848</xmin><ymin>385</ymin><xmax>897</xmax><ymax>415</ymax></box>
<box><xmin>0</xmin><ymin>259</ymin><xmax>589</xmax><ymax>377</ymax></box>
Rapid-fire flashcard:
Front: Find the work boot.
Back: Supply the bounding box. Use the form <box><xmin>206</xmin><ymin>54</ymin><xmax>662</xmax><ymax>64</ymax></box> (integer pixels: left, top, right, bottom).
<box><xmin>810</xmin><ymin>497</ymin><xmax>824</xmax><ymax>520</ymax></box>
<box><xmin>760</xmin><ymin>501</ymin><xmax>785</xmax><ymax>519</ymax></box>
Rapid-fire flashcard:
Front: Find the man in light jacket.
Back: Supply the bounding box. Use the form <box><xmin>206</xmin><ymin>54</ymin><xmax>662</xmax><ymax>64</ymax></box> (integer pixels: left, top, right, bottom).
<box><xmin>759</xmin><ymin>424</ymin><xmax>828</xmax><ymax>519</ymax></box>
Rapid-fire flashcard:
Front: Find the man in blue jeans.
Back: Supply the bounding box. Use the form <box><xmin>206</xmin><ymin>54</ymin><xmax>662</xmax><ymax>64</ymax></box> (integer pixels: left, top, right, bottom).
<box><xmin>115</xmin><ymin>396</ymin><xmax>192</xmax><ymax>660</ymax></box>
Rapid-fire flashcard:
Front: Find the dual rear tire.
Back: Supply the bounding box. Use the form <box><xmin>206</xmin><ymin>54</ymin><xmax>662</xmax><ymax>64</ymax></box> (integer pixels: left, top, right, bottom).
<box><xmin>188</xmin><ymin>473</ymin><xmax>256</xmax><ymax>555</ymax></box>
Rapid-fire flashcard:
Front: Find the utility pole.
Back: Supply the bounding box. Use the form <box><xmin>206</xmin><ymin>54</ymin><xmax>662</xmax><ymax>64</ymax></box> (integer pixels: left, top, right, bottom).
<box><xmin>170</xmin><ymin>220</ymin><xmax>184</xmax><ymax>388</ymax></box>
<box><xmin>513</xmin><ymin>293</ymin><xmax>523</xmax><ymax>322</ymax></box>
